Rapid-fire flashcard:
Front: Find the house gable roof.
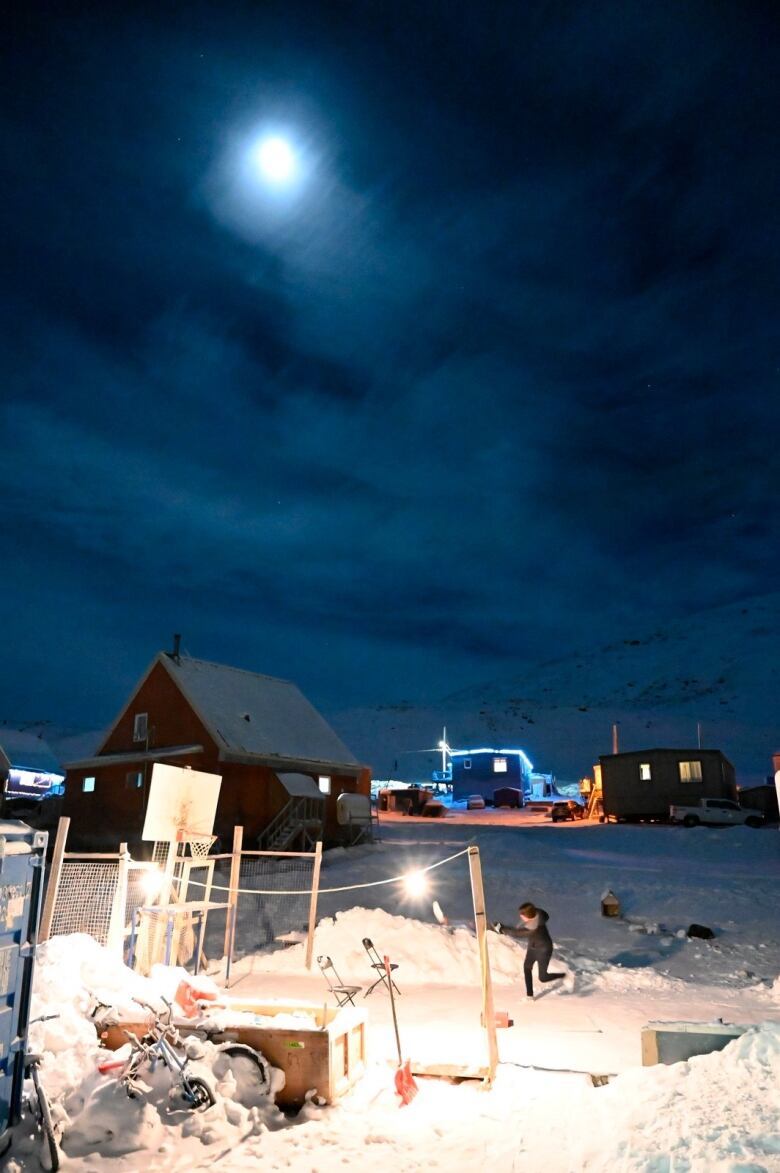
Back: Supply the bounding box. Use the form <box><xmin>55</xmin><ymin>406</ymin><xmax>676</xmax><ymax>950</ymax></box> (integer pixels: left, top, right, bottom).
<box><xmin>158</xmin><ymin>653</ymin><xmax>361</xmax><ymax>770</ymax></box>
<box><xmin>0</xmin><ymin>730</ymin><xmax>64</xmax><ymax>776</ymax></box>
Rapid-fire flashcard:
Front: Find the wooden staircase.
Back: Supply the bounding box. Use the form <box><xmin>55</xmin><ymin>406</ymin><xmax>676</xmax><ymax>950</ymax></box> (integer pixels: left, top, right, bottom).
<box><xmin>258</xmin><ymin>796</ymin><xmax>324</xmax><ymax>851</ymax></box>
<box><xmin>584</xmin><ymin>787</ymin><xmax>603</xmax><ymax>820</ymax></box>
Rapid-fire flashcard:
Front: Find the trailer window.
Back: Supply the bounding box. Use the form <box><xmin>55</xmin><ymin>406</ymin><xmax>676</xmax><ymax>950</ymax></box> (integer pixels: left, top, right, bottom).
<box><xmin>493</xmin><ymin>757</ymin><xmax>507</xmax><ymax>773</ymax></box>
<box><xmin>82</xmin><ymin>776</ymin><xmax>95</xmax><ymax>793</ymax></box>
<box><xmin>639</xmin><ymin>762</ymin><xmax>651</xmax><ymax>781</ymax></box>
<box><xmin>679</xmin><ymin>760</ymin><xmax>703</xmax><ymax>782</ymax></box>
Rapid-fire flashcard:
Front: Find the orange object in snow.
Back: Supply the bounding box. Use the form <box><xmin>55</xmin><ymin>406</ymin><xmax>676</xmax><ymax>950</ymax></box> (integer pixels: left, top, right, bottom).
<box><xmin>494</xmin><ymin>1010</ymin><xmax>513</xmax><ymax>1029</ymax></box>
<box><xmin>97</xmin><ymin>1057</ymin><xmax>127</xmax><ymax>1074</ymax></box>
<box><xmin>174</xmin><ymin>979</ymin><xmax>218</xmax><ymax>1018</ymax></box>
<box><xmin>384</xmin><ymin>955</ymin><xmax>418</xmax><ymax>1106</ymax></box>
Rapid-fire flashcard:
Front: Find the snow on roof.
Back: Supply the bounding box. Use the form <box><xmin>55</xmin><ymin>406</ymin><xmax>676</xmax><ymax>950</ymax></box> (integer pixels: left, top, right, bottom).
<box><xmin>450</xmin><ymin>746</ymin><xmax>534</xmax><ymax>769</ymax></box>
<box><xmin>277</xmin><ymin>772</ymin><xmax>324</xmax><ymax>799</ymax></box>
<box><xmin>0</xmin><ymin>728</ymin><xmax>64</xmax><ymax>776</ymax></box>
<box><xmin>160</xmin><ymin>654</ymin><xmax>361</xmax><ymax>769</ymax></box>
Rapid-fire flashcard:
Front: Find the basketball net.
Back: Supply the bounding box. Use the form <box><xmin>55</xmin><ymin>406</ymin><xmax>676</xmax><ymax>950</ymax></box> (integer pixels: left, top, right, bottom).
<box><xmin>176</xmin><ymin>828</ymin><xmax>217</xmax><ymax>860</ymax></box>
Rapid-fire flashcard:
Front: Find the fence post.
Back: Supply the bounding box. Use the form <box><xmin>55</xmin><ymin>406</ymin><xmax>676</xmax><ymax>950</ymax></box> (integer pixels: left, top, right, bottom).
<box><xmin>107</xmin><ymin>842</ymin><xmax>130</xmax><ymax>957</ymax></box>
<box><xmin>468</xmin><ymin>845</ymin><xmax>498</xmax><ymax>1085</ymax></box>
<box><xmin>304</xmin><ymin>839</ymin><xmax>323</xmax><ymax>971</ymax></box>
<box><xmin>38</xmin><ymin>816</ymin><xmax>70</xmax><ymax>942</ymax></box>
<box><xmin>224</xmin><ymin>825</ymin><xmax>243</xmax><ymax>962</ymax></box>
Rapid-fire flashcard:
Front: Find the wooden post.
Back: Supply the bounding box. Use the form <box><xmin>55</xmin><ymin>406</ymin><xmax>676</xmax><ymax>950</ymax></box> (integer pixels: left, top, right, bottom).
<box><xmin>38</xmin><ymin>816</ymin><xmax>70</xmax><ymax>941</ymax></box>
<box><xmin>107</xmin><ymin>842</ymin><xmax>130</xmax><ymax>956</ymax></box>
<box><xmin>224</xmin><ymin>824</ymin><xmax>243</xmax><ymax>962</ymax></box>
<box><xmin>304</xmin><ymin>840</ymin><xmax>324</xmax><ymax>971</ymax></box>
<box><xmin>468</xmin><ymin>845</ymin><xmax>499</xmax><ymax>1085</ymax></box>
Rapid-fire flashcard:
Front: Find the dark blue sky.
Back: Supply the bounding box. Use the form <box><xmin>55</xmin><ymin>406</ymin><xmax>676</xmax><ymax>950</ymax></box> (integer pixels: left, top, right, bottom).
<box><xmin>2</xmin><ymin>1</ymin><xmax>779</xmax><ymax>729</ymax></box>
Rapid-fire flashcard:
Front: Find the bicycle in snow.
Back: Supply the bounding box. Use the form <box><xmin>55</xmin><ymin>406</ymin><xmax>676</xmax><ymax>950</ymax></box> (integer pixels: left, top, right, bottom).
<box><xmin>98</xmin><ymin>998</ymin><xmax>270</xmax><ymax>1111</ymax></box>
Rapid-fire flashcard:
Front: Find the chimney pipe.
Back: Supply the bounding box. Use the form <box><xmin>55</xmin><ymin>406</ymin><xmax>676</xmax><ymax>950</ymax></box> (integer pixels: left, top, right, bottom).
<box><xmin>612</xmin><ymin>722</ymin><xmax>619</xmax><ymax>754</ymax></box>
<box><xmin>172</xmin><ymin>633</ymin><xmax>181</xmax><ymax>663</ymax></box>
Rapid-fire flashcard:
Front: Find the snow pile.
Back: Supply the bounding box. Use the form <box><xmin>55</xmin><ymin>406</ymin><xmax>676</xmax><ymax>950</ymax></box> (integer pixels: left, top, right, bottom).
<box><xmin>9</xmin><ymin>934</ymin><xmax>287</xmax><ymax>1169</ymax></box>
<box><xmin>571</xmin><ymin>1023</ymin><xmax>780</xmax><ymax>1170</ymax></box>
<box><xmin>252</xmin><ymin>905</ymin><xmax>557</xmax><ymax>986</ymax></box>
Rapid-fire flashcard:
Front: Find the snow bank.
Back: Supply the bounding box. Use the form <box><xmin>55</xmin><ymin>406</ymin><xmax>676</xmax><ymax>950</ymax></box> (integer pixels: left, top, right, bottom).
<box><xmin>251</xmin><ymin>905</ymin><xmax>557</xmax><ymax>985</ymax></box>
<box><xmin>572</xmin><ymin>1023</ymin><xmax>780</xmax><ymax>1171</ymax></box>
<box><xmin>10</xmin><ymin>934</ymin><xmax>288</xmax><ymax>1170</ymax></box>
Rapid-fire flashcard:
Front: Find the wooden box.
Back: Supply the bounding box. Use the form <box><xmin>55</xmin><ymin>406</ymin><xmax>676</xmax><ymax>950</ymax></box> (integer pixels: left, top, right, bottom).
<box><xmin>96</xmin><ymin>999</ymin><xmax>367</xmax><ymax>1110</ymax></box>
<box><xmin>641</xmin><ymin>1020</ymin><xmax>747</xmax><ymax>1066</ymax></box>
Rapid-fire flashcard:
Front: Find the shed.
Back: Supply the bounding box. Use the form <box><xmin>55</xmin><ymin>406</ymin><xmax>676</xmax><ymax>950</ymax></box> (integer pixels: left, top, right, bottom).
<box><xmin>598</xmin><ymin>748</ymin><xmax>736</xmax><ymax>822</ymax></box>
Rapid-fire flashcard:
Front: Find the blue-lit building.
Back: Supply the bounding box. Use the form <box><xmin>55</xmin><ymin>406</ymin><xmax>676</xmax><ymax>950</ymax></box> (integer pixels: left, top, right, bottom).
<box><xmin>0</xmin><ymin>729</ymin><xmax>65</xmax><ymax>805</ymax></box>
<box><xmin>443</xmin><ymin>746</ymin><xmax>550</xmax><ymax>803</ymax></box>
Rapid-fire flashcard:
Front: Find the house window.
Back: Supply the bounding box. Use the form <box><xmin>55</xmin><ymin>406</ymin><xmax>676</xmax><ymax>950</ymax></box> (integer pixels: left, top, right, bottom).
<box><xmin>133</xmin><ymin>713</ymin><xmax>149</xmax><ymax>743</ymax></box>
<box><xmin>463</xmin><ymin>758</ymin><xmax>472</xmax><ymax>769</ymax></box>
<box><xmin>318</xmin><ymin>775</ymin><xmax>331</xmax><ymax>795</ymax></box>
<box><xmin>493</xmin><ymin>757</ymin><xmax>508</xmax><ymax>773</ymax></box>
<box><xmin>125</xmin><ymin>771</ymin><xmax>143</xmax><ymax>789</ymax></box>
<box><xmin>639</xmin><ymin>763</ymin><xmax>652</xmax><ymax>781</ymax></box>
<box><xmin>82</xmin><ymin>776</ymin><xmax>96</xmax><ymax>793</ymax></box>
<box><xmin>679</xmin><ymin>760</ymin><xmax>703</xmax><ymax>783</ymax></box>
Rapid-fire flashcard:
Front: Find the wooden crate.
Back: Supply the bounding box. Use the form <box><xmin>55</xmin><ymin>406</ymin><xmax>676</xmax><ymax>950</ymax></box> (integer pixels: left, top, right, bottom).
<box><xmin>96</xmin><ymin>999</ymin><xmax>367</xmax><ymax>1109</ymax></box>
<box><xmin>204</xmin><ymin>999</ymin><xmax>367</xmax><ymax>1108</ymax></box>
<box><xmin>641</xmin><ymin>1020</ymin><xmax>748</xmax><ymax>1066</ymax></box>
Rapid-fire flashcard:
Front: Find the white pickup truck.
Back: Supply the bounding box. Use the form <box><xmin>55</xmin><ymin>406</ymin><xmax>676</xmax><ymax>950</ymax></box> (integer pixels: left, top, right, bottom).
<box><xmin>669</xmin><ymin>797</ymin><xmax>764</xmax><ymax>828</ymax></box>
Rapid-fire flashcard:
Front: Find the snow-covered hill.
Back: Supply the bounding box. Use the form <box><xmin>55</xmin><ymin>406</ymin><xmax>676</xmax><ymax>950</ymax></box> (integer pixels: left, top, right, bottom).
<box><xmin>330</xmin><ymin>592</ymin><xmax>780</xmax><ymax>787</ymax></box>
<box><xmin>26</xmin><ymin>594</ymin><xmax>780</xmax><ymax>790</ymax></box>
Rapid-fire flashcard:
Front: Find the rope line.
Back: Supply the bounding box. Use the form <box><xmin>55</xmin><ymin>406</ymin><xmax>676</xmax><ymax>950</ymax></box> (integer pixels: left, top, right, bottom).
<box><xmin>178</xmin><ymin>847</ymin><xmax>471</xmax><ymax>897</ymax></box>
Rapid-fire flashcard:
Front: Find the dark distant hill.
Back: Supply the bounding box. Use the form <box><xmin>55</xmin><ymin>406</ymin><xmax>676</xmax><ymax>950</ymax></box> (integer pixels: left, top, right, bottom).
<box><xmin>330</xmin><ymin>593</ymin><xmax>780</xmax><ymax>788</ymax></box>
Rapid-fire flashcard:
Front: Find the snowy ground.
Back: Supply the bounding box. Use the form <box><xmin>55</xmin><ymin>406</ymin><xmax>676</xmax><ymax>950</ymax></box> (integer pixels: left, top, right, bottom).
<box><xmin>8</xmin><ymin>820</ymin><xmax>780</xmax><ymax>1171</ymax></box>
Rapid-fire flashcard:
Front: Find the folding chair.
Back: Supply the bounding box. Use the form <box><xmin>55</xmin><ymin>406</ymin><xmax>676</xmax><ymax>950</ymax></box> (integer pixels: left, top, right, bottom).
<box><xmin>317</xmin><ymin>955</ymin><xmax>361</xmax><ymax>1008</ymax></box>
<box><xmin>362</xmin><ymin>937</ymin><xmax>401</xmax><ymax>997</ymax></box>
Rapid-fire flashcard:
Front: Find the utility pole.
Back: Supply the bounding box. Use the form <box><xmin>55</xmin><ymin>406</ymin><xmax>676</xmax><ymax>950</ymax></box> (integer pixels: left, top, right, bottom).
<box><xmin>697</xmin><ymin>722</ymin><xmax>702</xmax><ymax>749</ymax></box>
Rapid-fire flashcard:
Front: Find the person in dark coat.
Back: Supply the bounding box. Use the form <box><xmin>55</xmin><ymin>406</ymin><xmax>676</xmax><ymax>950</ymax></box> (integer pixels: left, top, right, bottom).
<box><xmin>504</xmin><ymin>901</ymin><xmax>566</xmax><ymax>998</ymax></box>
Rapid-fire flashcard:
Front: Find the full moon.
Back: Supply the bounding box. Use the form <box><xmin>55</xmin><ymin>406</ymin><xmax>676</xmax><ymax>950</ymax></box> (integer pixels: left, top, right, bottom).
<box><xmin>254</xmin><ymin>136</ymin><xmax>296</xmax><ymax>183</ymax></box>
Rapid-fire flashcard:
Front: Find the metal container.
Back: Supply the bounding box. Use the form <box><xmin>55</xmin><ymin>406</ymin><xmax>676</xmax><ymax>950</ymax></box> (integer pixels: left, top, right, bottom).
<box><xmin>0</xmin><ymin>820</ymin><xmax>48</xmax><ymax>1150</ymax></box>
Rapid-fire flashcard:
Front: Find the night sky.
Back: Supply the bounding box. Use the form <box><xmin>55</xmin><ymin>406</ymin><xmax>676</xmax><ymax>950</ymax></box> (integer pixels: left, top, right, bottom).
<box><xmin>2</xmin><ymin>2</ymin><xmax>779</xmax><ymax>730</ymax></box>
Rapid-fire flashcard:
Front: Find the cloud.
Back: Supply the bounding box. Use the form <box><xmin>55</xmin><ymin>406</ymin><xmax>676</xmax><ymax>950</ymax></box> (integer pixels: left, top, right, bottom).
<box><xmin>1</xmin><ymin>1</ymin><xmax>779</xmax><ymax>726</ymax></box>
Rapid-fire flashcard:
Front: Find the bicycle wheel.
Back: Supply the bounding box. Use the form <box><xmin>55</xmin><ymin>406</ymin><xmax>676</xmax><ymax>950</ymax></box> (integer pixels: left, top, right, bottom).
<box><xmin>217</xmin><ymin>1042</ymin><xmax>271</xmax><ymax>1101</ymax></box>
<box><xmin>185</xmin><ymin>1075</ymin><xmax>216</xmax><ymax>1111</ymax></box>
<box><xmin>31</xmin><ymin>1066</ymin><xmax>60</xmax><ymax>1172</ymax></box>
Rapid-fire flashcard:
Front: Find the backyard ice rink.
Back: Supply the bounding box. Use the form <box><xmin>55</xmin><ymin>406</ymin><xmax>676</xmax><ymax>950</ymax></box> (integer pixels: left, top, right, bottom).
<box><xmin>10</xmin><ymin>817</ymin><xmax>780</xmax><ymax>1172</ymax></box>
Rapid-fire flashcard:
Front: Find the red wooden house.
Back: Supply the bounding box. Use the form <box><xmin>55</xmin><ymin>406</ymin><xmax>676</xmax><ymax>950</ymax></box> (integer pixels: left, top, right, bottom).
<box><xmin>63</xmin><ymin>645</ymin><xmax>370</xmax><ymax>850</ymax></box>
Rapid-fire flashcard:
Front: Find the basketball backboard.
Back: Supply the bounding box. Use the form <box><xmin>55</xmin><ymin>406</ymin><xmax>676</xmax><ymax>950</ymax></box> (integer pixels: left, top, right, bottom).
<box><xmin>142</xmin><ymin>762</ymin><xmax>222</xmax><ymax>842</ymax></box>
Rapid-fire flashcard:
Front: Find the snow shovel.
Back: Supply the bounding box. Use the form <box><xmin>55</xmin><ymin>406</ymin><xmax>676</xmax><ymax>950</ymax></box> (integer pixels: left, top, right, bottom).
<box><xmin>384</xmin><ymin>954</ymin><xmax>418</xmax><ymax>1106</ymax></box>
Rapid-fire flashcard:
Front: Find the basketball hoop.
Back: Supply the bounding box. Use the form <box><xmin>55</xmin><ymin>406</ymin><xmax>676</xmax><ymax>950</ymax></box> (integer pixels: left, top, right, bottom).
<box><xmin>176</xmin><ymin>829</ymin><xmax>217</xmax><ymax>860</ymax></box>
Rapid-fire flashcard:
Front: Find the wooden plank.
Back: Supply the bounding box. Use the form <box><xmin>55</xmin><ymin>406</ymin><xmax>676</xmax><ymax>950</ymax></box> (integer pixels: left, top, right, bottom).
<box><xmin>305</xmin><ymin>840</ymin><xmax>323</xmax><ymax>971</ymax></box>
<box><xmin>38</xmin><ymin>816</ymin><xmax>70</xmax><ymax>941</ymax></box>
<box><xmin>468</xmin><ymin>845</ymin><xmax>499</xmax><ymax>1085</ymax></box>
<box><xmin>223</xmin><ymin>824</ymin><xmax>243</xmax><ymax>961</ymax></box>
<box><xmin>410</xmin><ymin>1062</ymin><xmax>490</xmax><ymax>1080</ymax></box>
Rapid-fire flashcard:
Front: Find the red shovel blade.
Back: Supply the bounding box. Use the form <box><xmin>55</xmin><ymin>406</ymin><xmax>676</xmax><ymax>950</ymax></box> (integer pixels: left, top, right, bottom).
<box><xmin>395</xmin><ymin>1058</ymin><xmax>418</xmax><ymax>1106</ymax></box>
<box><xmin>97</xmin><ymin>1058</ymin><xmax>126</xmax><ymax>1074</ymax></box>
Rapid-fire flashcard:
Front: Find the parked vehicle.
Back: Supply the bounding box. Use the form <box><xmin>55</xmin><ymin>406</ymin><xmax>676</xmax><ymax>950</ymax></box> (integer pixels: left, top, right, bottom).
<box><xmin>550</xmin><ymin>800</ymin><xmax>585</xmax><ymax>823</ymax></box>
<box><xmin>669</xmin><ymin>798</ymin><xmax>764</xmax><ymax>828</ymax></box>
